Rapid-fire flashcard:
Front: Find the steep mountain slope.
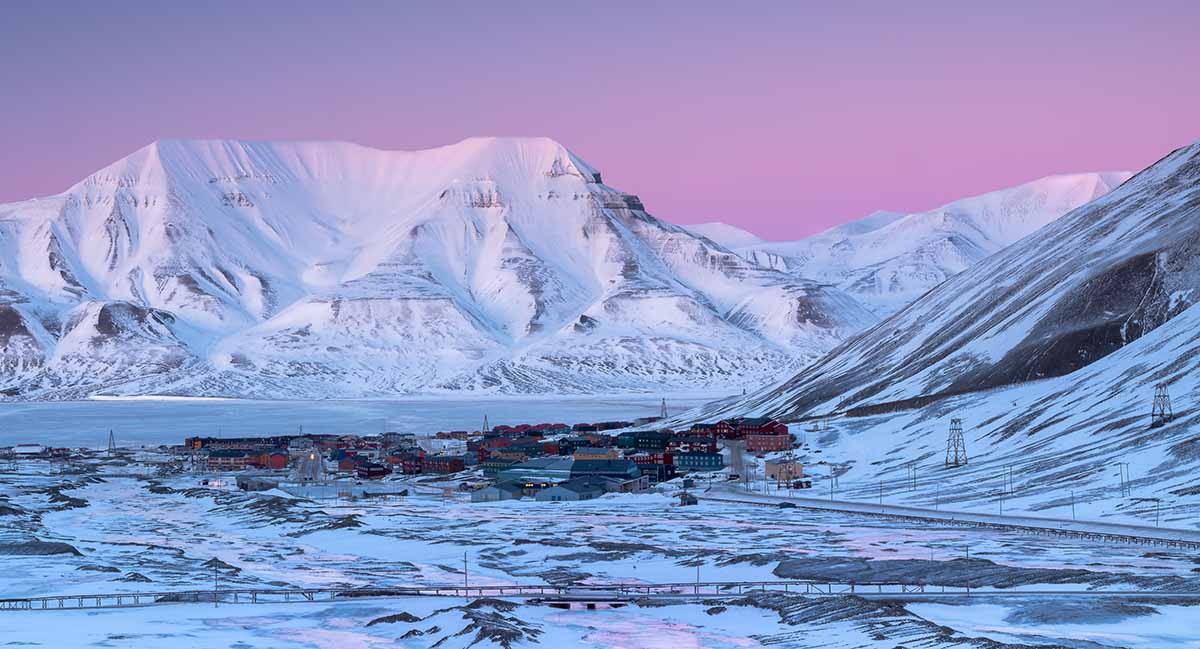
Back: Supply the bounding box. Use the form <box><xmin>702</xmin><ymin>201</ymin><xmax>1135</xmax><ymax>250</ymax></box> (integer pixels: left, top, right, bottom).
<box><xmin>738</xmin><ymin>173</ymin><xmax>1131</xmax><ymax>316</ymax></box>
<box><xmin>0</xmin><ymin>138</ymin><xmax>876</xmax><ymax>399</ymax></box>
<box><xmin>725</xmin><ymin>143</ymin><xmax>1197</xmax><ymax>420</ymax></box>
<box><xmin>684</xmin><ymin>142</ymin><xmax>1200</xmax><ymax>520</ymax></box>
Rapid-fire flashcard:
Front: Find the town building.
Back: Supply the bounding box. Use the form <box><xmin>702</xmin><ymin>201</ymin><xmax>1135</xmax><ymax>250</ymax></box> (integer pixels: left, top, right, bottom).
<box><xmin>573</xmin><ymin>446</ymin><xmax>618</xmax><ymax>460</ymax></box>
<box><xmin>421</xmin><ymin>455</ymin><xmax>466</xmax><ymax>474</ymax></box>
<box><xmin>633</xmin><ymin>431</ymin><xmax>669</xmax><ymax>451</ymax></box>
<box><xmin>11</xmin><ymin>444</ymin><xmax>47</xmax><ymax>456</ymax></box>
<box><xmin>675</xmin><ymin>452</ymin><xmax>725</xmax><ymax>472</ymax></box>
<box><xmin>258</xmin><ymin>451</ymin><xmax>289</xmax><ymax>470</ymax></box>
<box><xmin>765</xmin><ymin>459</ymin><xmax>804</xmax><ymax>482</ymax></box>
<box><xmin>206</xmin><ymin>449</ymin><xmax>251</xmax><ymax>471</ymax></box>
<box><xmin>472</xmin><ymin>481</ymin><xmax>526</xmax><ymax>503</ymax></box>
<box><xmin>746</xmin><ymin>432</ymin><xmax>793</xmax><ymax>453</ymax></box>
<box><xmin>355</xmin><ymin>462</ymin><xmax>391</xmax><ymax>480</ymax></box>
<box><xmin>571</xmin><ymin>459</ymin><xmax>649</xmax><ymax>491</ymax></box>
<box><xmin>536</xmin><ymin>477</ymin><xmax>608</xmax><ymax>502</ymax></box>
<box><xmin>497</xmin><ymin>457</ymin><xmax>576</xmax><ymax>484</ymax></box>
<box><xmin>737</xmin><ymin>417</ymin><xmax>790</xmax><ymax>436</ymax></box>
<box><xmin>667</xmin><ymin>436</ymin><xmax>718</xmax><ymax>454</ymax></box>
<box><xmin>481</xmin><ymin>456</ymin><xmax>519</xmax><ymax>477</ymax></box>
<box><xmin>690</xmin><ymin>421</ymin><xmax>736</xmax><ymax>439</ymax></box>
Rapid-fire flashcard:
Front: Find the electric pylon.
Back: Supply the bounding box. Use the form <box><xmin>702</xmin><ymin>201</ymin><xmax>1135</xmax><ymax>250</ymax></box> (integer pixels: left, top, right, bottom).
<box><xmin>1151</xmin><ymin>383</ymin><xmax>1173</xmax><ymax>428</ymax></box>
<box><xmin>945</xmin><ymin>419</ymin><xmax>967</xmax><ymax>468</ymax></box>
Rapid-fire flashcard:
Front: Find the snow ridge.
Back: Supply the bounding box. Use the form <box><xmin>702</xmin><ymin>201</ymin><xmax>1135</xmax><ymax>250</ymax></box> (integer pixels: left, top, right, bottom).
<box><xmin>735</xmin><ymin>172</ymin><xmax>1132</xmax><ymax>316</ymax></box>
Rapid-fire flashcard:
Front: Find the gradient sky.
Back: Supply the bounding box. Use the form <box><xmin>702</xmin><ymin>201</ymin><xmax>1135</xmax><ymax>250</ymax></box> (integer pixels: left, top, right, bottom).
<box><xmin>2</xmin><ymin>1</ymin><xmax>1197</xmax><ymax>240</ymax></box>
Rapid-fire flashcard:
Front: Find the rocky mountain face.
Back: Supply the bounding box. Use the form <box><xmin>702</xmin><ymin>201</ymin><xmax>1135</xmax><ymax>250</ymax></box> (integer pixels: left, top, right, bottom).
<box><xmin>732</xmin><ymin>173</ymin><xmax>1131</xmax><ymax>316</ymax></box>
<box><xmin>0</xmin><ymin>137</ymin><xmax>877</xmax><ymax>399</ymax></box>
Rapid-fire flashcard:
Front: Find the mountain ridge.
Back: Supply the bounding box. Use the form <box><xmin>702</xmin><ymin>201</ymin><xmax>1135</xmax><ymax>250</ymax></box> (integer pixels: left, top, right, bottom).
<box><xmin>0</xmin><ymin>137</ymin><xmax>876</xmax><ymax>399</ymax></box>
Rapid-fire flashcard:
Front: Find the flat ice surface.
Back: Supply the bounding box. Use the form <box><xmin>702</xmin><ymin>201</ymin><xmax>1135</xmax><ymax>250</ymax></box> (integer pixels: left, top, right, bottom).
<box><xmin>0</xmin><ymin>395</ymin><xmax>718</xmax><ymax>447</ymax></box>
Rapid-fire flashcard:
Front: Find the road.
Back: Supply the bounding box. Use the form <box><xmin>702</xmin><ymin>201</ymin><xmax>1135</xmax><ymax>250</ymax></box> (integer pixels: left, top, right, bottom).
<box><xmin>701</xmin><ymin>484</ymin><xmax>1200</xmax><ymax>549</ymax></box>
<box><xmin>4</xmin><ymin>581</ymin><xmax>1198</xmax><ymax>611</ymax></box>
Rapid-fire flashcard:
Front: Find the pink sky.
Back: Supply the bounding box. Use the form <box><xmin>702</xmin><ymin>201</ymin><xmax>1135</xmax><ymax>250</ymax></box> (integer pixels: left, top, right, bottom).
<box><xmin>1</xmin><ymin>2</ymin><xmax>1196</xmax><ymax>239</ymax></box>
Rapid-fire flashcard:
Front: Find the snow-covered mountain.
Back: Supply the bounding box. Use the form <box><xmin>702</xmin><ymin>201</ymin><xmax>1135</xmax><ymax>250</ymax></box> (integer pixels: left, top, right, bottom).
<box><xmin>681</xmin><ymin>222</ymin><xmax>765</xmax><ymax>249</ymax></box>
<box><xmin>736</xmin><ymin>173</ymin><xmax>1131</xmax><ymax>316</ymax></box>
<box><xmin>688</xmin><ymin>141</ymin><xmax>1200</xmax><ymax>519</ymax></box>
<box><xmin>0</xmin><ymin>138</ymin><xmax>877</xmax><ymax>399</ymax></box>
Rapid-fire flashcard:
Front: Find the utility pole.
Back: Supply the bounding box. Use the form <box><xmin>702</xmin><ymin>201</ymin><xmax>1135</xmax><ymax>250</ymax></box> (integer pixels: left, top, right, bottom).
<box><xmin>945</xmin><ymin>419</ymin><xmax>967</xmax><ymax>468</ymax></box>
<box><xmin>1117</xmin><ymin>463</ymin><xmax>1131</xmax><ymax>497</ymax></box>
<box><xmin>935</xmin><ymin>482</ymin><xmax>940</xmax><ymax>511</ymax></box>
<box><xmin>661</xmin><ymin>398</ymin><xmax>668</xmax><ymax>419</ymax></box>
<box><xmin>1070</xmin><ymin>490</ymin><xmax>1076</xmax><ymax>521</ymax></box>
<box><xmin>213</xmin><ymin>562</ymin><xmax>219</xmax><ymax>608</ymax></box>
<box><xmin>878</xmin><ymin>480</ymin><xmax>883</xmax><ymax>508</ymax></box>
<box><xmin>463</xmin><ymin>551</ymin><xmax>469</xmax><ymax>592</ymax></box>
<box><xmin>106</xmin><ymin>430</ymin><xmax>117</xmax><ymax>455</ymax></box>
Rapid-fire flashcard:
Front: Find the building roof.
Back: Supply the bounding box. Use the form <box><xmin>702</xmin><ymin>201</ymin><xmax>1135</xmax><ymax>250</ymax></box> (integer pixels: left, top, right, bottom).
<box><xmin>487</xmin><ymin>481</ymin><xmax>527</xmax><ymax>495</ymax></box>
<box><xmin>498</xmin><ymin>457</ymin><xmax>576</xmax><ymax>482</ymax></box>
<box><xmin>571</xmin><ymin>458</ymin><xmax>640</xmax><ymax>478</ymax></box>
<box><xmin>739</xmin><ymin>416</ymin><xmax>778</xmax><ymax>426</ymax></box>
<box><xmin>511</xmin><ymin>456</ymin><xmax>574</xmax><ymax>470</ymax></box>
<box><xmin>572</xmin><ymin>447</ymin><xmax>612</xmax><ymax>455</ymax></box>
<box><xmin>550</xmin><ymin>477</ymin><xmax>609</xmax><ymax>495</ymax></box>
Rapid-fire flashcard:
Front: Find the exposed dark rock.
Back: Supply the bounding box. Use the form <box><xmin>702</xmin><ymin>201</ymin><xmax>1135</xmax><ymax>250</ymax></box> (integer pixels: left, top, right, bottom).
<box><xmin>0</xmin><ymin>541</ymin><xmax>82</xmax><ymax>556</ymax></box>
<box><xmin>366</xmin><ymin>611</ymin><xmax>421</xmax><ymax>626</ymax></box>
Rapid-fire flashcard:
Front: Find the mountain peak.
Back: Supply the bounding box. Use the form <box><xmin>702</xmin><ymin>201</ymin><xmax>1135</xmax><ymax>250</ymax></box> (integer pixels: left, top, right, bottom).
<box><xmin>67</xmin><ymin>137</ymin><xmax>602</xmax><ymax>196</ymax></box>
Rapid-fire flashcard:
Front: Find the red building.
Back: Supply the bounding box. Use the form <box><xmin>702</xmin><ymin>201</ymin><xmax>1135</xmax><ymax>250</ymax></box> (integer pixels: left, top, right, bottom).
<box><xmin>356</xmin><ymin>463</ymin><xmax>391</xmax><ymax>480</ymax></box>
<box><xmin>400</xmin><ymin>456</ymin><xmax>423</xmax><ymax>474</ymax></box>
<box><xmin>736</xmin><ymin>417</ymin><xmax>789</xmax><ymax>437</ymax></box>
<box><xmin>629</xmin><ymin>452</ymin><xmax>673</xmax><ymax>465</ymax></box>
<box><xmin>421</xmin><ymin>455</ymin><xmax>466</xmax><ymax>474</ymax></box>
<box><xmin>746</xmin><ymin>434</ymin><xmax>792</xmax><ymax>453</ymax></box>
<box><xmin>260</xmin><ymin>451</ymin><xmax>289</xmax><ymax>470</ymax></box>
<box><xmin>691</xmin><ymin>420</ymin><xmax>736</xmax><ymax>439</ymax></box>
